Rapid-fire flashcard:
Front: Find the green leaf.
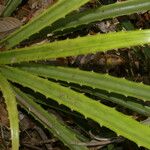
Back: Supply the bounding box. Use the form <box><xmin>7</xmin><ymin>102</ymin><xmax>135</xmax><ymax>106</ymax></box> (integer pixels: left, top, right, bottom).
<box><xmin>13</xmin><ymin>86</ymin><xmax>88</xmax><ymax>150</ymax></box>
<box><xmin>60</xmin><ymin>82</ymin><xmax>150</xmax><ymax>117</ymax></box>
<box><xmin>0</xmin><ymin>29</ymin><xmax>150</xmax><ymax>65</ymax></box>
<box><xmin>70</xmin><ymin>85</ymin><xmax>150</xmax><ymax>117</ymax></box>
<box><xmin>49</xmin><ymin>0</ymin><xmax>150</xmax><ymax>33</ymax></box>
<box><xmin>0</xmin><ymin>72</ymin><xmax>19</xmax><ymax>150</ymax></box>
<box><xmin>18</xmin><ymin>64</ymin><xmax>150</xmax><ymax>108</ymax></box>
<box><xmin>18</xmin><ymin>65</ymin><xmax>150</xmax><ymax>101</ymax></box>
<box><xmin>2</xmin><ymin>0</ymin><xmax>21</xmax><ymax>17</ymax></box>
<box><xmin>1</xmin><ymin>66</ymin><xmax>150</xmax><ymax>149</ymax></box>
<box><xmin>0</xmin><ymin>0</ymin><xmax>90</xmax><ymax>49</ymax></box>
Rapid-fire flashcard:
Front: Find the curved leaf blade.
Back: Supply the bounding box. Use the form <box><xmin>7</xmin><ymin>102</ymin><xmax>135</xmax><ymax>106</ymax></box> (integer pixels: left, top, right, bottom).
<box><xmin>14</xmin><ymin>87</ymin><xmax>88</xmax><ymax>150</ymax></box>
<box><xmin>0</xmin><ymin>72</ymin><xmax>19</xmax><ymax>150</ymax></box>
<box><xmin>69</xmin><ymin>85</ymin><xmax>150</xmax><ymax>117</ymax></box>
<box><xmin>1</xmin><ymin>66</ymin><xmax>150</xmax><ymax>149</ymax></box>
<box><xmin>1</xmin><ymin>0</ymin><xmax>90</xmax><ymax>49</ymax></box>
<box><xmin>18</xmin><ymin>65</ymin><xmax>150</xmax><ymax>102</ymax></box>
<box><xmin>2</xmin><ymin>0</ymin><xmax>21</xmax><ymax>17</ymax></box>
<box><xmin>49</xmin><ymin>0</ymin><xmax>150</xmax><ymax>33</ymax></box>
<box><xmin>0</xmin><ymin>30</ymin><xmax>150</xmax><ymax>65</ymax></box>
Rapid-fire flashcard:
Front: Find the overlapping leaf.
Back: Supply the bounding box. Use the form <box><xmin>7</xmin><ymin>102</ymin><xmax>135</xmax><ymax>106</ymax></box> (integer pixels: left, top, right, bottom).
<box><xmin>49</xmin><ymin>0</ymin><xmax>150</xmax><ymax>33</ymax></box>
<box><xmin>14</xmin><ymin>87</ymin><xmax>88</xmax><ymax>150</ymax></box>
<box><xmin>1</xmin><ymin>0</ymin><xmax>90</xmax><ymax>49</ymax></box>
<box><xmin>1</xmin><ymin>66</ymin><xmax>150</xmax><ymax>149</ymax></box>
<box><xmin>0</xmin><ymin>72</ymin><xmax>19</xmax><ymax>150</ymax></box>
<box><xmin>18</xmin><ymin>64</ymin><xmax>150</xmax><ymax>116</ymax></box>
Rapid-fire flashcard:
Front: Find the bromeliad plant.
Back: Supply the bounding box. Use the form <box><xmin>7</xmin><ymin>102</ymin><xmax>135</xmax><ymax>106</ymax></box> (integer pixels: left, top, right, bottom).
<box><xmin>0</xmin><ymin>0</ymin><xmax>150</xmax><ymax>149</ymax></box>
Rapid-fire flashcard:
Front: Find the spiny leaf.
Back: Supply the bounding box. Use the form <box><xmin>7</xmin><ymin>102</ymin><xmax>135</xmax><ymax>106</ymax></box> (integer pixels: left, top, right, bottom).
<box><xmin>70</xmin><ymin>85</ymin><xmax>150</xmax><ymax>117</ymax></box>
<box><xmin>0</xmin><ymin>29</ymin><xmax>150</xmax><ymax>65</ymax></box>
<box><xmin>18</xmin><ymin>64</ymin><xmax>150</xmax><ymax>105</ymax></box>
<box><xmin>19</xmin><ymin>89</ymin><xmax>83</xmax><ymax>119</ymax></box>
<box><xmin>13</xmin><ymin>86</ymin><xmax>88</xmax><ymax>150</ymax></box>
<box><xmin>1</xmin><ymin>66</ymin><xmax>150</xmax><ymax>149</ymax></box>
<box><xmin>49</xmin><ymin>0</ymin><xmax>150</xmax><ymax>33</ymax></box>
<box><xmin>20</xmin><ymin>64</ymin><xmax>150</xmax><ymax>110</ymax></box>
<box><xmin>0</xmin><ymin>0</ymin><xmax>90</xmax><ymax>49</ymax></box>
<box><xmin>0</xmin><ymin>71</ymin><xmax>19</xmax><ymax>150</ymax></box>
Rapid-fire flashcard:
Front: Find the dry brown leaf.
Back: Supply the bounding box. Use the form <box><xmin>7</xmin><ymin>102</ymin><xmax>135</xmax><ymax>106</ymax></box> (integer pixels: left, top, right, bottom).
<box><xmin>0</xmin><ymin>17</ymin><xmax>22</xmax><ymax>32</ymax></box>
<box><xmin>0</xmin><ymin>4</ymin><xmax>5</xmax><ymax>15</ymax></box>
<box><xmin>28</xmin><ymin>0</ymin><xmax>54</xmax><ymax>9</ymax></box>
<box><xmin>0</xmin><ymin>98</ymin><xmax>9</xmax><ymax>126</ymax></box>
<box><xmin>0</xmin><ymin>17</ymin><xmax>22</xmax><ymax>39</ymax></box>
